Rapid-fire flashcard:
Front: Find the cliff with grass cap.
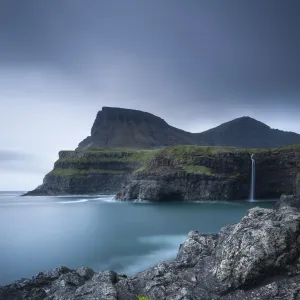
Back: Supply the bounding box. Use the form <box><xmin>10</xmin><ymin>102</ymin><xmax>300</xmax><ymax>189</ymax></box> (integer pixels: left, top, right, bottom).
<box><xmin>24</xmin><ymin>107</ymin><xmax>300</xmax><ymax>198</ymax></box>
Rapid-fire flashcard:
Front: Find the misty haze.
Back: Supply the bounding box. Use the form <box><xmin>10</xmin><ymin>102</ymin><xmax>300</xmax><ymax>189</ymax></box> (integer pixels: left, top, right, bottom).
<box><xmin>1</xmin><ymin>1</ymin><xmax>300</xmax><ymax>300</ymax></box>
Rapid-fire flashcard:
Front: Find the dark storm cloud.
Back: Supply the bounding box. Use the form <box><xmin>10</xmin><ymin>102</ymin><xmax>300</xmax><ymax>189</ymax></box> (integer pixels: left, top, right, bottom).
<box><xmin>1</xmin><ymin>0</ymin><xmax>299</xmax><ymax>102</ymax></box>
<box><xmin>1</xmin><ymin>0</ymin><xmax>300</xmax><ymax>190</ymax></box>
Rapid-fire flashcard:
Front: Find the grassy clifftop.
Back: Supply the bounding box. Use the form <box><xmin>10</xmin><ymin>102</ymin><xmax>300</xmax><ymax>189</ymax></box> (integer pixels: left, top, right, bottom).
<box><xmin>26</xmin><ymin>143</ymin><xmax>300</xmax><ymax>196</ymax></box>
<box><xmin>51</xmin><ymin>144</ymin><xmax>300</xmax><ymax>178</ymax></box>
<box><xmin>57</xmin><ymin>148</ymin><xmax>158</xmax><ymax>163</ymax></box>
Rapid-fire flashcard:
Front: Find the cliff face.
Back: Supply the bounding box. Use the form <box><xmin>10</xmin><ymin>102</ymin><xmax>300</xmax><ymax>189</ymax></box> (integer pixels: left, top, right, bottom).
<box><xmin>116</xmin><ymin>146</ymin><xmax>252</xmax><ymax>201</ymax></box>
<box><xmin>24</xmin><ymin>149</ymin><xmax>156</xmax><ymax>196</ymax></box>
<box><xmin>26</xmin><ymin>145</ymin><xmax>300</xmax><ymax>200</ymax></box>
<box><xmin>254</xmin><ymin>145</ymin><xmax>300</xmax><ymax>198</ymax></box>
<box><xmin>116</xmin><ymin>145</ymin><xmax>300</xmax><ymax>201</ymax></box>
<box><xmin>2</xmin><ymin>203</ymin><xmax>300</xmax><ymax>299</ymax></box>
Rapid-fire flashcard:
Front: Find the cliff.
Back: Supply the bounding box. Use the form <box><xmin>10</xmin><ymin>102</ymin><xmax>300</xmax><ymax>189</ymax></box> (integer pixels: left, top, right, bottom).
<box><xmin>25</xmin><ymin>145</ymin><xmax>300</xmax><ymax>200</ymax></box>
<box><xmin>116</xmin><ymin>145</ymin><xmax>300</xmax><ymax>201</ymax></box>
<box><xmin>253</xmin><ymin>145</ymin><xmax>300</xmax><ymax>198</ymax></box>
<box><xmin>116</xmin><ymin>146</ymin><xmax>251</xmax><ymax>201</ymax></box>
<box><xmin>2</xmin><ymin>201</ymin><xmax>300</xmax><ymax>299</ymax></box>
<box><xmin>77</xmin><ymin>107</ymin><xmax>300</xmax><ymax>150</ymax></box>
<box><xmin>24</xmin><ymin>149</ymin><xmax>157</xmax><ymax>196</ymax></box>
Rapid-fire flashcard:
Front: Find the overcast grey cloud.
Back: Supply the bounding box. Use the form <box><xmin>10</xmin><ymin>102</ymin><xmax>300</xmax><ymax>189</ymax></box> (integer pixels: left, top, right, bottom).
<box><xmin>0</xmin><ymin>150</ymin><xmax>32</xmax><ymax>161</ymax></box>
<box><xmin>0</xmin><ymin>0</ymin><xmax>300</xmax><ymax>190</ymax></box>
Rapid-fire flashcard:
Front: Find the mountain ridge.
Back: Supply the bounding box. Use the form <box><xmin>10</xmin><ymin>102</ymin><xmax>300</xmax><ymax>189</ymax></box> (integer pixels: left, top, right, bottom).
<box><xmin>77</xmin><ymin>107</ymin><xmax>300</xmax><ymax>150</ymax></box>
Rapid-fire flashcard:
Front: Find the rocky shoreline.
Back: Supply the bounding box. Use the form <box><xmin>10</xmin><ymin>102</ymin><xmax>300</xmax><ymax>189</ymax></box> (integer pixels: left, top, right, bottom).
<box><xmin>2</xmin><ymin>196</ymin><xmax>300</xmax><ymax>299</ymax></box>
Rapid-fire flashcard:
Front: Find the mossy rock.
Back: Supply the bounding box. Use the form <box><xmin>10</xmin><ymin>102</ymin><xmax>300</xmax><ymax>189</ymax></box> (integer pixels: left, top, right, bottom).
<box><xmin>137</xmin><ymin>296</ymin><xmax>150</xmax><ymax>300</ymax></box>
<box><xmin>57</xmin><ymin>149</ymin><xmax>158</xmax><ymax>164</ymax></box>
<box><xmin>50</xmin><ymin>168</ymin><xmax>126</xmax><ymax>176</ymax></box>
<box><xmin>183</xmin><ymin>165</ymin><xmax>214</xmax><ymax>176</ymax></box>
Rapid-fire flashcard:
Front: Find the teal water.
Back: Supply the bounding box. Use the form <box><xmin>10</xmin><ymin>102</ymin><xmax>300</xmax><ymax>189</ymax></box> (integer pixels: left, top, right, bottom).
<box><xmin>0</xmin><ymin>191</ymin><xmax>275</xmax><ymax>285</ymax></box>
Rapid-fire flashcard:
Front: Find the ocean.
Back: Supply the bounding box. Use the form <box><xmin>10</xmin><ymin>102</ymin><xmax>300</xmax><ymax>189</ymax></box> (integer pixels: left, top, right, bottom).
<box><xmin>0</xmin><ymin>191</ymin><xmax>275</xmax><ymax>285</ymax></box>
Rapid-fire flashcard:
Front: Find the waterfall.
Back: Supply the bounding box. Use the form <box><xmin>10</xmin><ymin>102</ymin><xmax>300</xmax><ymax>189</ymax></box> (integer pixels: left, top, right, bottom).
<box><xmin>250</xmin><ymin>154</ymin><xmax>255</xmax><ymax>201</ymax></box>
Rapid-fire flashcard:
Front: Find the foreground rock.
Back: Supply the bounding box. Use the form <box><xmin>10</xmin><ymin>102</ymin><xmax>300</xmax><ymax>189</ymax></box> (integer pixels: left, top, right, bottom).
<box><xmin>2</xmin><ymin>204</ymin><xmax>300</xmax><ymax>299</ymax></box>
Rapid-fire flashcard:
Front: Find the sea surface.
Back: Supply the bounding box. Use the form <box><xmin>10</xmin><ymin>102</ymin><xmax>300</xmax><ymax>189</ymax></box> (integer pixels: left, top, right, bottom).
<box><xmin>0</xmin><ymin>191</ymin><xmax>275</xmax><ymax>286</ymax></box>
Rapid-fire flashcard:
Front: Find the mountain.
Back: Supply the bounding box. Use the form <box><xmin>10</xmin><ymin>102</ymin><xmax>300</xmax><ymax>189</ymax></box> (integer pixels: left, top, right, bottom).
<box><xmin>77</xmin><ymin>107</ymin><xmax>300</xmax><ymax>150</ymax></box>
<box><xmin>77</xmin><ymin>107</ymin><xmax>202</xmax><ymax>150</ymax></box>
<box><xmin>195</xmin><ymin>116</ymin><xmax>300</xmax><ymax>148</ymax></box>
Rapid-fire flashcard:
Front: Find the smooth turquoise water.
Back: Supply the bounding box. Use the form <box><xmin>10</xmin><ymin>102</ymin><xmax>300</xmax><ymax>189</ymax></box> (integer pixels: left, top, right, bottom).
<box><xmin>0</xmin><ymin>191</ymin><xmax>275</xmax><ymax>285</ymax></box>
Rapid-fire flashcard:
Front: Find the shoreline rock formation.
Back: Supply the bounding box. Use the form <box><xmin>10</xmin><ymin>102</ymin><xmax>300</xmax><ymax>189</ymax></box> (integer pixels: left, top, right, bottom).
<box><xmin>2</xmin><ymin>199</ymin><xmax>300</xmax><ymax>299</ymax></box>
<box><xmin>24</xmin><ymin>145</ymin><xmax>300</xmax><ymax>200</ymax></box>
<box><xmin>23</xmin><ymin>149</ymin><xmax>150</xmax><ymax>196</ymax></box>
<box><xmin>116</xmin><ymin>145</ymin><xmax>300</xmax><ymax>201</ymax></box>
<box><xmin>116</xmin><ymin>146</ymin><xmax>251</xmax><ymax>201</ymax></box>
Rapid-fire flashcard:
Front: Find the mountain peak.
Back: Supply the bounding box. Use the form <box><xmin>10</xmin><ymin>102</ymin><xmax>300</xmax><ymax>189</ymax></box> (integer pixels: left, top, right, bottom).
<box><xmin>221</xmin><ymin>116</ymin><xmax>271</xmax><ymax>130</ymax></box>
<box><xmin>77</xmin><ymin>107</ymin><xmax>197</xmax><ymax>150</ymax></box>
<box><xmin>76</xmin><ymin>107</ymin><xmax>300</xmax><ymax>150</ymax></box>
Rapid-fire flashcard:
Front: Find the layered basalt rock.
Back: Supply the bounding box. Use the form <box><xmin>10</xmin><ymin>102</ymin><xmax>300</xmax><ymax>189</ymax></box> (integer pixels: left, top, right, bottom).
<box><xmin>116</xmin><ymin>145</ymin><xmax>300</xmax><ymax>201</ymax></box>
<box><xmin>2</xmin><ymin>203</ymin><xmax>300</xmax><ymax>299</ymax></box>
<box><xmin>253</xmin><ymin>146</ymin><xmax>300</xmax><ymax>199</ymax></box>
<box><xmin>26</xmin><ymin>145</ymin><xmax>300</xmax><ymax>200</ymax></box>
<box><xmin>116</xmin><ymin>146</ymin><xmax>252</xmax><ymax>201</ymax></box>
<box><xmin>24</xmin><ymin>149</ymin><xmax>156</xmax><ymax>196</ymax></box>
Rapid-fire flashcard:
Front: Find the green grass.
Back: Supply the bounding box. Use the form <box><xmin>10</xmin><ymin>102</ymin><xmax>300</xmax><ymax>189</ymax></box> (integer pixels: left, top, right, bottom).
<box><xmin>159</xmin><ymin>145</ymin><xmax>249</xmax><ymax>159</ymax></box>
<box><xmin>133</xmin><ymin>165</ymin><xmax>147</xmax><ymax>174</ymax></box>
<box><xmin>50</xmin><ymin>168</ymin><xmax>125</xmax><ymax>176</ymax></box>
<box><xmin>57</xmin><ymin>149</ymin><xmax>158</xmax><ymax>164</ymax></box>
<box><xmin>53</xmin><ymin>144</ymin><xmax>300</xmax><ymax>179</ymax></box>
<box><xmin>246</xmin><ymin>144</ymin><xmax>300</xmax><ymax>154</ymax></box>
<box><xmin>275</xmin><ymin>144</ymin><xmax>300</xmax><ymax>152</ymax></box>
<box><xmin>183</xmin><ymin>165</ymin><xmax>213</xmax><ymax>175</ymax></box>
<box><xmin>137</xmin><ymin>296</ymin><xmax>149</xmax><ymax>300</ymax></box>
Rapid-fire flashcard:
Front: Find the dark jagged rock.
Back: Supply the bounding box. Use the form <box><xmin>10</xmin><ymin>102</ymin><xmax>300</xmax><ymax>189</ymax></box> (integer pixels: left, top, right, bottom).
<box><xmin>2</xmin><ymin>205</ymin><xmax>300</xmax><ymax>299</ymax></box>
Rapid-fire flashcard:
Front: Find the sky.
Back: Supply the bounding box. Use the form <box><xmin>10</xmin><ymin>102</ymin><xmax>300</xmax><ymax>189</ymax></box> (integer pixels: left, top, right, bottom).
<box><xmin>0</xmin><ymin>0</ymin><xmax>300</xmax><ymax>190</ymax></box>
